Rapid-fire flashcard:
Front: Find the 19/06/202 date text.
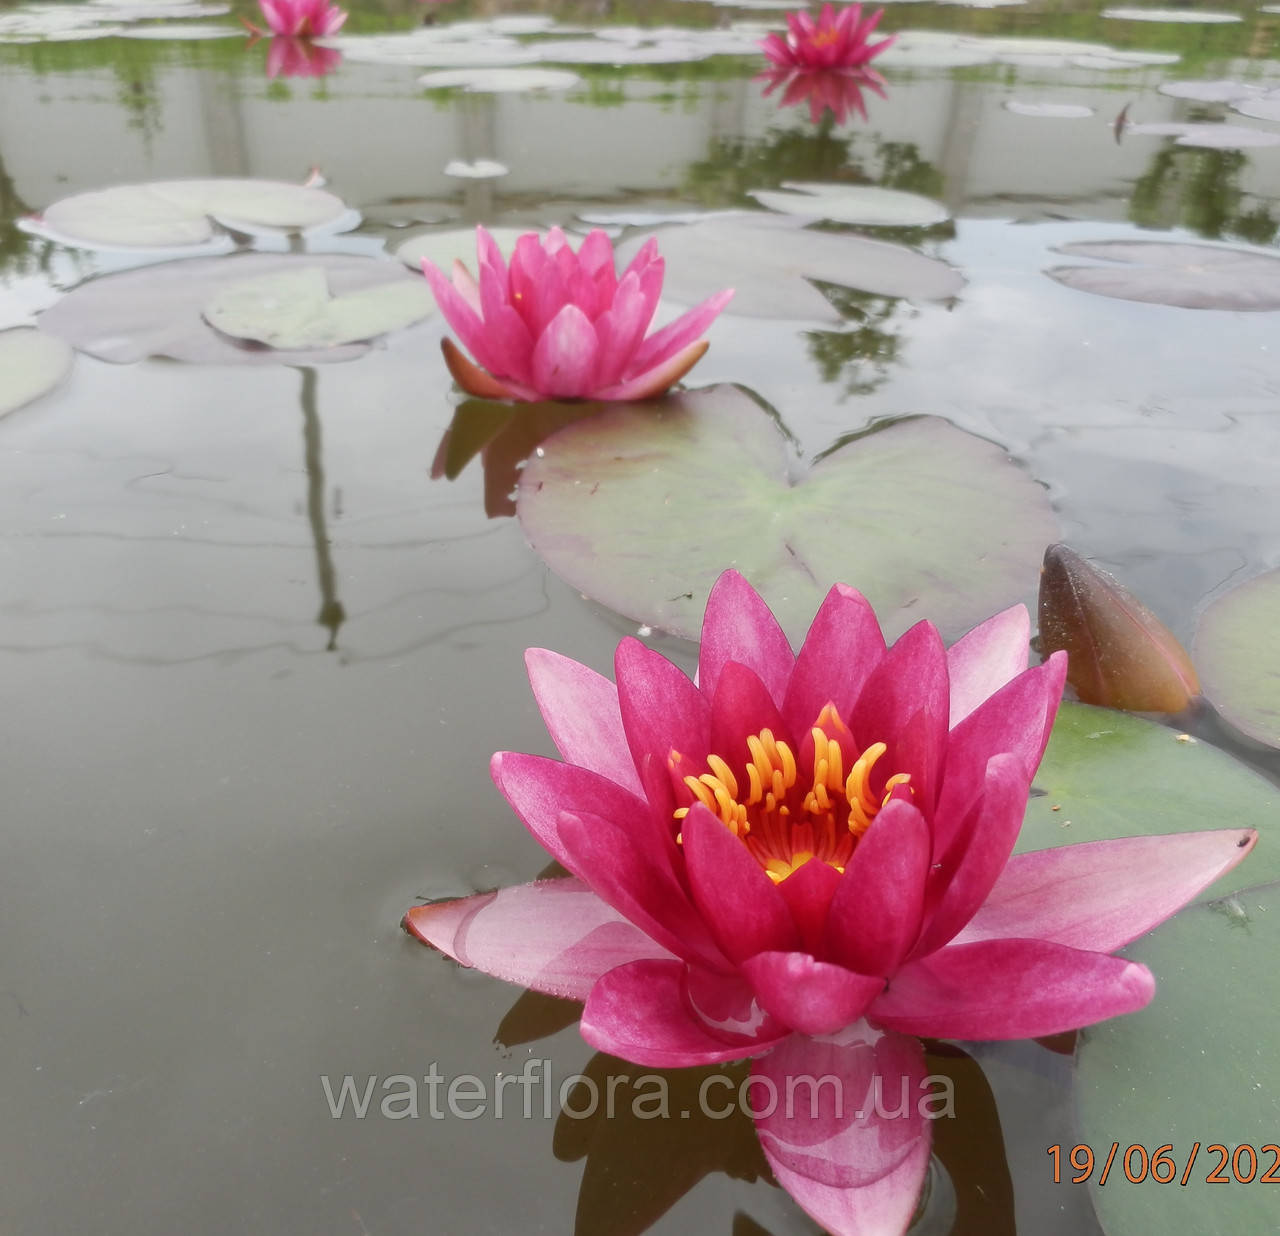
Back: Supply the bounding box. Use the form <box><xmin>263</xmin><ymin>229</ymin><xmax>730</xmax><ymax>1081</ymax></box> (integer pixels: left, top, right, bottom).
<box><xmin>1048</xmin><ymin>1143</ymin><xmax>1280</xmax><ymax>1186</ymax></box>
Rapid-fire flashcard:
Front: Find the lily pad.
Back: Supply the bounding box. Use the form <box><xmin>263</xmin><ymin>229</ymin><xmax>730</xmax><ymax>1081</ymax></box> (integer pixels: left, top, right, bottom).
<box><xmin>1232</xmin><ymin>94</ymin><xmax>1280</xmax><ymax>123</ymax></box>
<box><xmin>615</xmin><ymin>213</ymin><xmax>964</xmax><ymax>323</ymax></box>
<box><xmin>32</xmin><ymin>178</ymin><xmax>352</xmax><ymax>251</ymax></box>
<box><xmin>1076</xmin><ymin>881</ymin><xmax>1280</xmax><ymax>1236</ymax></box>
<box><xmin>747</xmin><ymin>182</ymin><xmax>950</xmax><ymax>229</ymax></box>
<box><xmin>1102</xmin><ymin>7</ymin><xmax>1241</xmax><ymax>21</ymax></box>
<box><xmin>1158</xmin><ymin>79</ymin><xmax>1263</xmax><ymax>103</ymax></box>
<box><xmin>417</xmin><ymin>67</ymin><xmax>581</xmax><ymax>93</ymax></box>
<box><xmin>443</xmin><ymin>159</ymin><xmax>509</xmax><ymax>180</ymax></box>
<box><xmin>1124</xmin><ymin>121</ymin><xmax>1280</xmax><ymax>148</ymax></box>
<box><xmin>39</xmin><ymin>253</ymin><xmax>423</xmax><ymax>365</ymax></box>
<box><xmin>1045</xmin><ymin>240</ymin><xmax>1280</xmax><ymax>311</ymax></box>
<box><xmin>0</xmin><ymin>328</ymin><xmax>74</xmax><ymax>417</ymax></box>
<box><xmin>1004</xmin><ymin>100</ymin><xmax>1094</xmax><ymax>118</ymax></box>
<box><xmin>1195</xmin><ymin>568</ymin><xmax>1280</xmax><ymax>748</ymax></box>
<box><xmin>202</xmin><ymin>266</ymin><xmax>433</xmax><ymax>350</ymax></box>
<box><xmin>395</xmin><ymin>227</ymin><xmax>535</xmax><ymax>274</ymax></box>
<box><xmin>516</xmin><ymin>385</ymin><xmax>1055</xmax><ymax>644</ymax></box>
<box><xmin>1020</xmin><ymin>701</ymin><xmax>1280</xmax><ymax>896</ymax></box>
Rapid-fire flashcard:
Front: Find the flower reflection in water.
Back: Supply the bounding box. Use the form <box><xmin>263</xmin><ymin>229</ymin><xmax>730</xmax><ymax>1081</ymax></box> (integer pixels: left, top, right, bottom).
<box><xmin>759</xmin><ymin>65</ymin><xmax>887</xmax><ymax>126</ymax></box>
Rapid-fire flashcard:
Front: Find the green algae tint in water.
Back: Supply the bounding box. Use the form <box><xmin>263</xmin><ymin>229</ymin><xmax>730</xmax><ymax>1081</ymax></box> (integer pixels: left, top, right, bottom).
<box><xmin>2</xmin><ymin>2</ymin><xmax>1280</xmax><ymax>1234</ymax></box>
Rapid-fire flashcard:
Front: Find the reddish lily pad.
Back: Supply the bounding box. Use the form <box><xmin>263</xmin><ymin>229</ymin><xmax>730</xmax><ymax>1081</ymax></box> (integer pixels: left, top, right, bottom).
<box><xmin>1076</xmin><ymin>881</ymin><xmax>1280</xmax><ymax>1236</ymax></box>
<box><xmin>1194</xmin><ymin>568</ymin><xmax>1280</xmax><ymax>748</ymax></box>
<box><xmin>39</xmin><ymin>253</ymin><xmax>422</xmax><ymax>365</ymax></box>
<box><xmin>1046</xmin><ymin>240</ymin><xmax>1280</xmax><ymax>310</ymax></box>
<box><xmin>615</xmin><ymin>213</ymin><xmax>964</xmax><ymax>323</ymax></box>
<box><xmin>0</xmin><ymin>328</ymin><xmax>74</xmax><ymax>417</ymax></box>
<box><xmin>516</xmin><ymin>385</ymin><xmax>1055</xmax><ymax>644</ymax></box>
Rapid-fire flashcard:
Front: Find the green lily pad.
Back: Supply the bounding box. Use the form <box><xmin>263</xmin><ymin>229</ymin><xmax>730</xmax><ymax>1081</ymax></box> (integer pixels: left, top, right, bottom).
<box><xmin>1195</xmin><ymin>568</ymin><xmax>1280</xmax><ymax>749</ymax></box>
<box><xmin>1021</xmin><ymin>701</ymin><xmax>1280</xmax><ymax>898</ymax></box>
<box><xmin>747</xmin><ymin>183</ymin><xmax>950</xmax><ymax>229</ymax></box>
<box><xmin>516</xmin><ymin>385</ymin><xmax>1056</xmax><ymax>645</ymax></box>
<box><xmin>203</xmin><ymin>267</ymin><xmax>434</xmax><ymax>350</ymax></box>
<box><xmin>0</xmin><ymin>328</ymin><xmax>73</xmax><ymax>417</ymax></box>
<box><xmin>34</xmin><ymin>178</ymin><xmax>353</xmax><ymax>251</ymax></box>
<box><xmin>1076</xmin><ymin>880</ymin><xmax>1280</xmax><ymax>1236</ymax></box>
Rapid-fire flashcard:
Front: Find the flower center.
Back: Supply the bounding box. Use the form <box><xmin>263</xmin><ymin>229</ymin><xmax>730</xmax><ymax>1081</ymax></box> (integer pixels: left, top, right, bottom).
<box><xmin>811</xmin><ymin>28</ymin><xmax>840</xmax><ymax>48</ymax></box>
<box><xmin>670</xmin><ymin>705</ymin><xmax>910</xmax><ymax>884</ymax></box>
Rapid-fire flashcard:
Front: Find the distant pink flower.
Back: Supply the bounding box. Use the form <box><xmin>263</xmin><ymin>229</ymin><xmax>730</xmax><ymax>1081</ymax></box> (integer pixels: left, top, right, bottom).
<box><xmin>759</xmin><ymin>65</ymin><xmax>887</xmax><ymax>125</ymax></box>
<box><xmin>419</xmin><ymin>226</ymin><xmax>733</xmax><ymax>403</ymax></box>
<box><xmin>255</xmin><ymin>0</ymin><xmax>347</xmax><ymax>38</ymax></box>
<box><xmin>265</xmin><ymin>36</ymin><xmax>342</xmax><ymax>77</ymax></box>
<box><xmin>406</xmin><ymin>571</ymin><xmax>1256</xmax><ymax>1234</ymax></box>
<box><xmin>761</xmin><ymin>3</ymin><xmax>896</xmax><ymax>71</ymax></box>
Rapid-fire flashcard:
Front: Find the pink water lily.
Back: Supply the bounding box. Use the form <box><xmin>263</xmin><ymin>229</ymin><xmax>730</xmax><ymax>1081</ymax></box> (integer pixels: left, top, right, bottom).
<box><xmin>254</xmin><ymin>0</ymin><xmax>347</xmax><ymax>38</ymax></box>
<box><xmin>762</xmin><ymin>3</ymin><xmax>896</xmax><ymax>71</ymax></box>
<box><xmin>759</xmin><ymin>64</ymin><xmax>887</xmax><ymax>125</ymax></box>
<box><xmin>419</xmin><ymin>226</ymin><xmax>733</xmax><ymax>403</ymax></box>
<box><xmin>405</xmin><ymin>572</ymin><xmax>1255</xmax><ymax>1234</ymax></box>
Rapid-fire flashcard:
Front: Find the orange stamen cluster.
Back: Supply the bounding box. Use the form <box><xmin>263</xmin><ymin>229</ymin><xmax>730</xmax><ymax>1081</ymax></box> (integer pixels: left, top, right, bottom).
<box><xmin>671</xmin><ymin>705</ymin><xmax>911</xmax><ymax>884</ymax></box>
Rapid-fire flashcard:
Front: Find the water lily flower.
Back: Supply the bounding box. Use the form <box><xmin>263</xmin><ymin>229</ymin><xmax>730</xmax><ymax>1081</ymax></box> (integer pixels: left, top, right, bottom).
<box><xmin>759</xmin><ymin>65</ymin><xmax>887</xmax><ymax>125</ymax></box>
<box><xmin>419</xmin><ymin>226</ymin><xmax>733</xmax><ymax>403</ymax></box>
<box><xmin>405</xmin><ymin>572</ymin><xmax>1255</xmax><ymax>1234</ymax></box>
<box><xmin>264</xmin><ymin>36</ymin><xmax>343</xmax><ymax>78</ymax></box>
<box><xmin>762</xmin><ymin>3</ymin><xmax>896</xmax><ymax>71</ymax></box>
<box><xmin>253</xmin><ymin>0</ymin><xmax>347</xmax><ymax>38</ymax></box>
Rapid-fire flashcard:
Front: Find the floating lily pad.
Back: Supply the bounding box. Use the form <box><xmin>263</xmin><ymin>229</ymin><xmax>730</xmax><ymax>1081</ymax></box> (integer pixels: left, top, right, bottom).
<box><xmin>444</xmin><ymin>159</ymin><xmax>509</xmax><ymax>180</ymax></box>
<box><xmin>417</xmin><ymin>67</ymin><xmax>581</xmax><ymax>93</ymax></box>
<box><xmin>615</xmin><ymin>213</ymin><xmax>964</xmax><ymax>323</ymax></box>
<box><xmin>1004</xmin><ymin>100</ymin><xmax>1094</xmax><ymax>118</ymax></box>
<box><xmin>1103</xmin><ymin>6</ymin><xmax>1240</xmax><ymax>19</ymax></box>
<box><xmin>747</xmin><ymin>182</ymin><xmax>950</xmax><ymax>228</ymax></box>
<box><xmin>1046</xmin><ymin>240</ymin><xmax>1280</xmax><ymax>311</ymax></box>
<box><xmin>202</xmin><ymin>266</ymin><xmax>433</xmax><ymax>350</ymax></box>
<box><xmin>1020</xmin><ymin>701</ymin><xmax>1280</xmax><ymax>896</ymax></box>
<box><xmin>1158</xmin><ymin>79</ymin><xmax>1263</xmax><ymax>103</ymax></box>
<box><xmin>1076</xmin><ymin>881</ymin><xmax>1280</xmax><ymax>1236</ymax></box>
<box><xmin>1195</xmin><ymin>568</ymin><xmax>1280</xmax><ymax>748</ymax></box>
<box><xmin>395</xmin><ymin>227</ymin><xmax>535</xmax><ymax>275</ymax></box>
<box><xmin>39</xmin><ymin>253</ymin><xmax>421</xmax><ymax>365</ymax></box>
<box><xmin>1124</xmin><ymin>121</ymin><xmax>1280</xmax><ymax>148</ymax></box>
<box><xmin>517</xmin><ymin>386</ymin><xmax>1055</xmax><ymax>644</ymax></box>
<box><xmin>0</xmin><ymin>328</ymin><xmax>74</xmax><ymax>417</ymax></box>
<box><xmin>33</xmin><ymin>179</ymin><xmax>352</xmax><ymax>251</ymax></box>
<box><xmin>1232</xmin><ymin>94</ymin><xmax>1280</xmax><ymax>123</ymax></box>
<box><xmin>117</xmin><ymin>22</ymin><xmax>238</xmax><ymax>38</ymax></box>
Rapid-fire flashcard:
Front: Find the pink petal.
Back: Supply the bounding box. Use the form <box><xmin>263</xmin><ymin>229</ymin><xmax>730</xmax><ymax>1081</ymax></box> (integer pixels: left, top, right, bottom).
<box><xmin>783</xmin><ymin>583</ymin><xmax>887</xmax><ymax>738</ymax></box>
<box><xmin>477</xmin><ymin>255</ymin><xmax>535</xmax><ymax>384</ymax></box>
<box><xmin>824</xmin><ymin>799</ymin><xmax>930</xmax><ymax>975</ymax></box>
<box><xmin>403</xmin><ymin>877</ymin><xmax>673</xmax><ymax>1000</ymax></box>
<box><xmin>946</xmin><ymin>604</ymin><xmax>1030</xmax><ymax>729</ymax></box>
<box><xmin>524</xmin><ymin>648</ymin><xmax>642</xmax><ymax>796</ymax></box>
<box><xmin>489</xmin><ymin>750</ymin><xmax>651</xmax><ymax>875</ymax></box>
<box><xmin>626</xmin><ymin>287</ymin><xmax>734</xmax><ymax>378</ymax></box>
<box><xmin>592</xmin><ymin>339</ymin><xmax>709</xmax><ymax>402</ymax></box>
<box><xmin>558</xmin><ymin>810</ymin><xmax>729</xmax><ymax>971</ymax></box>
<box><xmin>450</xmin><ymin>259</ymin><xmax>482</xmax><ymax>316</ymax></box>
<box><xmin>767</xmin><ymin>1145</ymin><xmax>931</xmax><ymax>1236</ymax></box>
<box><xmin>751</xmin><ymin>1024</ymin><xmax>929</xmax><ymax>1192</ymax></box>
<box><xmin>682</xmin><ymin>804</ymin><xmax>801</xmax><ymax>963</ymax></box>
<box><xmin>777</xmin><ymin>858</ymin><xmax>842</xmax><ymax>955</ymax></box>
<box><xmin>871</xmin><ymin>938</ymin><xmax>1156</xmax><ymax>1039</ymax></box>
<box><xmin>957</xmin><ymin>829</ymin><xmax>1258</xmax><ymax>953</ymax></box>
<box><xmin>698</xmin><ymin>570</ymin><xmax>795</xmax><ymax>706</ymax></box>
<box><xmin>590</xmin><ymin>270</ymin><xmax>651</xmax><ymax>390</ymax></box>
<box><xmin>531</xmin><ymin>303</ymin><xmax>599</xmax><ymax>399</ymax></box>
<box><xmin>911</xmin><ymin>751</ymin><xmax>1035</xmax><ymax>958</ymax></box>
<box><xmin>581</xmin><ymin>959</ymin><xmax>786</xmax><ymax>1067</ymax></box>
<box><xmin>420</xmin><ymin>258</ymin><xmax>504</xmax><ymax>376</ymax></box>
<box><xmin>439</xmin><ymin>338</ymin><xmax>536</xmax><ymax>402</ymax></box>
<box><xmin>617</xmin><ymin>235</ymin><xmax>659</xmax><ymax>284</ymax></box>
<box><xmin>708</xmin><ymin>659</ymin><xmax>792</xmax><ymax>771</ymax></box>
<box><xmin>743</xmin><ymin>953</ymin><xmax>884</xmax><ymax>1036</ymax></box>
<box><xmin>475</xmin><ymin>225</ymin><xmax>509</xmax><ymax>286</ymax></box>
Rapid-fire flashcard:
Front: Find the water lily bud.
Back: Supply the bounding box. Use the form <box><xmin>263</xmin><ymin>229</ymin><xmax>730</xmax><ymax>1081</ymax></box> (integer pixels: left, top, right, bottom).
<box><xmin>1038</xmin><ymin>544</ymin><xmax>1199</xmax><ymax>713</ymax></box>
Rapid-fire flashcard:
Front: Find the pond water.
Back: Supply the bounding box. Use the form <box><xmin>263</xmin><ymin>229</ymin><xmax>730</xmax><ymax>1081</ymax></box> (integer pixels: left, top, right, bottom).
<box><xmin>3</xmin><ymin>2</ymin><xmax>1280</xmax><ymax>1234</ymax></box>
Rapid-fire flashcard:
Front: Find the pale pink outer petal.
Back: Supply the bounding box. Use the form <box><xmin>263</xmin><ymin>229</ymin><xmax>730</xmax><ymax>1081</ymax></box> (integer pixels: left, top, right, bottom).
<box><xmin>319</xmin><ymin>5</ymin><xmax>347</xmax><ymax>35</ymax></box>
<box><xmin>626</xmin><ymin>287</ymin><xmax>734</xmax><ymax>378</ymax></box>
<box><xmin>870</xmin><ymin>938</ymin><xmax>1156</xmax><ymax>1040</ymax></box>
<box><xmin>591</xmin><ymin>339</ymin><xmax>709</xmax><ymax>402</ymax></box>
<box><xmin>698</xmin><ymin>569</ymin><xmax>795</xmax><ymax>706</ymax></box>
<box><xmin>767</xmin><ymin>1145</ymin><xmax>930</xmax><ymax>1236</ymax></box>
<box><xmin>524</xmin><ymin>648</ymin><xmax>642</xmax><ymax>796</ymax></box>
<box><xmin>743</xmin><ymin>953</ymin><xmax>884</xmax><ymax>1036</ymax></box>
<box><xmin>945</xmin><ymin>604</ymin><xmax>1030</xmax><ymax>729</ymax></box>
<box><xmin>955</xmin><ymin>829</ymin><xmax>1258</xmax><ymax>953</ymax></box>
<box><xmin>259</xmin><ymin>0</ymin><xmax>294</xmax><ymax>35</ymax></box>
<box><xmin>590</xmin><ymin>270</ymin><xmax>651</xmax><ymax>390</ymax></box>
<box><xmin>450</xmin><ymin>259</ymin><xmax>482</xmax><ymax>316</ymax></box>
<box><xmin>420</xmin><ymin>258</ymin><xmax>505</xmax><ymax>376</ymax></box>
<box><xmin>531</xmin><ymin>303</ymin><xmax>600</xmax><ymax>399</ymax></box>
<box><xmin>403</xmin><ymin>877</ymin><xmax>674</xmax><ymax>1000</ymax></box>
<box><xmin>751</xmin><ymin>1024</ymin><xmax>929</xmax><ymax>1195</ymax></box>
<box><xmin>581</xmin><ymin>959</ymin><xmax>788</xmax><ymax>1067</ymax></box>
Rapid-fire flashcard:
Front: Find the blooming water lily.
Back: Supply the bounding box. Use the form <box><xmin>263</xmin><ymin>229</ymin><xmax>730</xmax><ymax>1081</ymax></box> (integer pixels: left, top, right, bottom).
<box><xmin>405</xmin><ymin>572</ymin><xmax>1256</xmax><ymax>1234</ymax></box>
<box><xmin>419</xmin><ymin>226</ymin><xmax>733</xmax><ymax>403</ymax></box>
<box><xmin>761</xmin><ymin>3</ymin><xmax>897</xmax><ymax>72</ymax></box>
<box><xmin>251</xmin><ymin>0</ymin><xmax>347</xmax><ymax>39</ymax></box>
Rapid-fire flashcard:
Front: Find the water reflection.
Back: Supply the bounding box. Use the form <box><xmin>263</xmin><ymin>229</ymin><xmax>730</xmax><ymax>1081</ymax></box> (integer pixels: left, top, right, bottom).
<box><xmin>260</xmin><ymin>34</ymin><xmax>344</xmax><ymax>79</ymax></box>
<box><xmin>298</xmin><ymin>367</ymin><xmax>346</xmax><ymax>649</ymax></box>
<box><xmin>758</xmin><ymin>66</ymin><xmax>888</xmax><ymax>127</ymax></box>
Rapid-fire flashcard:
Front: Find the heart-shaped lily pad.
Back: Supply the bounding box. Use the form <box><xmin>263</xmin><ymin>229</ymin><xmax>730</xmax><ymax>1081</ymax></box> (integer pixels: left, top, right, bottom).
<box><xmin>32</xmin><ymin>179</ymin><xmax>353</xmax><ymax>250</ymax></box>
<box><xmin>1194</xmin><ymin>568</ymin><xmax>1280</xmax><ymax>748</ymax></box>
<box><xmin>747</xmin><ymin>182</ymin><xmax>951</xmax><ymax>228</ymax></box>
<box><xmin>615</xmin><ymin>213</ymin><xmax>964</xmax><ymax>323</ymax></box>
<box><xmin>202</xmin><ymin>266</ymin><xmax>434</xmax><ymax>350</ymax></box>
<box><xmin>0</xmin><ymin>328</ymin><xmax>74</xmax><ymax>417</ymax></box>
<box><xmin>39</xmin><ymin>253</ymin><xmax>423</xmax><ymax>365</ymax></box>
<box><xmin>1076</xmin><ymin>880</ymin><xmax>1280</xmax><ymax>1236</ymax></box>
<box><xmin>516</xmin><ymin>385</ymin><xmax>1055</xmax><ymax>644</ymax></box>
<box><xmin>1046</xmin><ymin>240</ymin><xmax>1280</xmax><ymax>310</ymax></box>
<box><xmin>1020</xmin><ymin>701</ymin><xmax>1280</xmax><ymax>896</ymax></box>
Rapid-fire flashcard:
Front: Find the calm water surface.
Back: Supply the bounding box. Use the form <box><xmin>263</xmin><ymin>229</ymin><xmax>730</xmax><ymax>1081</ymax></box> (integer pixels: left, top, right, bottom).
<box><xmin>2</xmin><ymin>1</ymin><xmax>1280</xmax><ymax>1233</ymax></box>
